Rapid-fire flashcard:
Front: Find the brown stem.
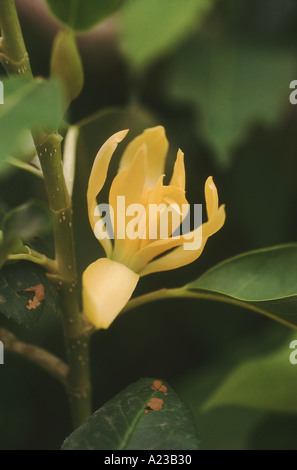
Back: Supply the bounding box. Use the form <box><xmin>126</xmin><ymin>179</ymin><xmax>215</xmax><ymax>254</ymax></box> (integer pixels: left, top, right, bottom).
<box><xmin>0</xmin><ymin>328</ymin><xmax>69</xmax><ymax>387</ymax></box>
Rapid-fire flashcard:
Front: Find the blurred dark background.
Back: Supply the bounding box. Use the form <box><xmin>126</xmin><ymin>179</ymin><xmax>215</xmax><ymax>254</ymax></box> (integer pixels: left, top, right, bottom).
<box><xmin>1</xmin><ymin>0</ymin><xmax>297</xmax><ymax>449</ymax></box>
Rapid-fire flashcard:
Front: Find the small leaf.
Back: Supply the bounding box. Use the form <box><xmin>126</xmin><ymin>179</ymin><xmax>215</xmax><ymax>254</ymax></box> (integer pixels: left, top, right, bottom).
<box><xmin>0</xmin><ymin>231</ymin><xmax>10</xmax><ymax>269</ymax></box>
<box><xmin>0</xmin><ymin>77</ymin><xmax>64</xmax><ymax>172</ymax></box>
<box><xmin>0</xmin><ymin>231</ymin><xmax>24</xmax><ymax>270</ymax></box>
<box><xmin>0</xmin><ymin>200</ymin><xmax>51</xmax><ymax>268</ymax></box>
<box><xmin>62</xmin><ymin>378</ymin><xmax>199</xmax><ymax>450</ymax></box>
<box><xmin>0</xmin><ymin>239</ymin><xmax>25</xmax><ymax>269</ymax></box>
<box><xmin>0</xmin><ymin>261</ymin><xmax>60</xmax><ymax>327</ymax></box>
<box><xmin>201</xmin><ymin>337</ymin><xmax>297</xmax><ymax>414</ymax></box>
<box><xmin>50</xmin><ymin>30</ymin><xmax>84</xmax><ymax>105</ymax></box>
<box><xmin>45</xmin><ymin>0</ymin><xmax>123</xmax><ymax>31</ymax></box>
<box><xmin>187</xmin><ymin>244</ymin><xmax>297</xmax><ymax>330</ymax></box>
<box><xmin>120</xmin><ymin>0</ymin><xmax>215</xmax><ymax>68</ymax></box>
<box><xmin>3</xmin><ymin>200</ymin><xmax>52</xmax><ymax>245</ymax></box>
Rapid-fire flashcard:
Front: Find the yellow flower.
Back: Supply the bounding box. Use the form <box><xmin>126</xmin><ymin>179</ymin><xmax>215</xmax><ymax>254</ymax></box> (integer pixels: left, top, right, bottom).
<box><xmin>83</xmin><ymin>126</ymin><xmax>225</xmax><ymax>329</ymax></box>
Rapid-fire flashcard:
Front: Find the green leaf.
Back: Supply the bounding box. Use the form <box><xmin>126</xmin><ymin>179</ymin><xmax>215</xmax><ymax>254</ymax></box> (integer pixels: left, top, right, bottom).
<box><xmin>187</xmin><ymin>244</ymin><xmax>297</xmax><ymax>330</ymax></box>
<box><xmin>45</xmin><ymin>0</ymin><xmax>123</xmax><ymax>31</ymax></box>
<box><xmin>120</xmin><ymin>0</ymin><xmax>214</xmax><ymax>68</ymax></box>
<box><xmin>62</xmin><ymin>378</ymin><xmax>199</xmax><ymax>450</ymax></box>
<box><xmin>167</xmin><ymin>39</ymin><xmax>296</xmax><ymax>165</ymax></box>
<box><xmin>0</xmin><ymin>261</ymin><xmax>60</xmax><ymax>327</ymax></box>
<box><xmin>201</xmin><ymin>337</ymin><xmax>297</xmax><ymax>414</ymax></box>
<box><xmin>0</xmin><ymin>77</ymin><xmax>64</xmax><ymax>172</ymax></box>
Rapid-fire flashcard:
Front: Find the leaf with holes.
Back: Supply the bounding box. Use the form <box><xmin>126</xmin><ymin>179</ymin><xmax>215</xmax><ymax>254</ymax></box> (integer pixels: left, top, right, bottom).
<box><xmin>62</xmin><ymin>378</ymin><xmax>199</xmax><ymax>450</ymax></box>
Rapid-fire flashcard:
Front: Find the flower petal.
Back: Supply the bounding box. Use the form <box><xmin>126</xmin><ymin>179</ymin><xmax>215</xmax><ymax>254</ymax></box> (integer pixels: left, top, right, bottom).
<box><xmin>205</xmin><ymin>176</ymin><xmax>218</xmax><ymax>219</ymax></box>
<box><xmin>109</xmin><ymin>144</ymin><xmax>147</xmax><ymax>262</ymax></box>
<box><xmin>82</xmin><ymin>258</ymin><xmax>139</xmax><ymax>329</ymax></box>
<box><xmin>109</xmin><ymin>143</ymin><xmax>147</xmax><ymax>210</ymax></box>
<box><xmin>118</xmin><ymin>126</ymin><xmax>169</xmax><ymax>189</ymax></box>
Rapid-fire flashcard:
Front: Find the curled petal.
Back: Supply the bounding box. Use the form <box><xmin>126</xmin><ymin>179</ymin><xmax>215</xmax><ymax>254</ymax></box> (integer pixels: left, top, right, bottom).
<box><xmin>129</xmin><ymin>234</ymin><xmax>185</xmax><ymax>273</ymax></box>
<box><xmin>87</xmin><ymin>130</ymin><xmax>128</xmax><ymax>257</ymax></box>
<box><xmin>83</xmin><ymin>258</ymin><xmax>139</xmax><ymax>329</ymax></box>
<box><xmin>130</xmin><ymin>177</ymin><xmax>224</xmax><ymax>274</ymax></box>
<box><xmin>137</xmin><ymin>177</ymin><xmax>226</xmax><ymax>276</ymax></box>
<box><xmin>138</xmin><ymin>236</ymin><xmax>207</xmax><ymax>277</ymax></box>
<box><xmin>205</xmin><ymin>176</ymin><xmax>219</xmax><ymax>219</ymax></box>
<box><xmin>87</xmin><ymin>129</ymin><xmax>129</xmax><ymax>216</ymax></box>
<box><xmin>138</xmin><ymin>205</ymin><xmax>225</xmax><ymax>276</ymax></box>
<box><xmin>169</xmin><ymin>150</ymin><xmax>185</xmax><ymax>190</ymax></box>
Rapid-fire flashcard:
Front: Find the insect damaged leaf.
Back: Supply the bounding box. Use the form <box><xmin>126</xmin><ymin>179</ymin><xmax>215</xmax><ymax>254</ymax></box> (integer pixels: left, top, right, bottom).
<box><xmin>144</xmin><ymin>397</ymin><xmax>164</xmax><ymax>414</ymax></box>
<box><xmin>62</xmin><ymin>378</ymin><xmax>199</xmax><ymax>450</ymax></box>
<box><xmin>0</xmin><ymin>261</ymin><xmax>60</xmax><ymax>327</ymax></box>
<box><xmin>24</xmin><ymin>284</ymin><xmax>45</xmax><ymax>310</ymax></box>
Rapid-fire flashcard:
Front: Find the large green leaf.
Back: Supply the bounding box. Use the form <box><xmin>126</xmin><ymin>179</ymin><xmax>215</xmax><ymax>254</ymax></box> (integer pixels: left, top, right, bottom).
<box><xmin>62</xmin><ymin>378</ymin><xmax>199</xmax><ymax>450</ymax></box>
<box><xmin>0</xmin><ymin>77</ymin><xmax>64</xmax><ymax>172</ymax></box>
<box><xmin>120</xmin><ymin>0</ymin><xmax>215</xmax><ymax>68</ymax></box>
<box><xmin>167</xmin><ymin>39</ymin><xmax>296</xmax><ymax>165</ymax></box>
<box><xmin>186</xmin><ymin>244</ymin><xmax>297</xmax><ymax>330</ymax></box>
<box><xmin>45</xmin><ymin>0</ymin><xmax>123</xmax><ymax>31</ymax></box>
<box><xmin>201</xmin><ymin>336</ymin><xmax>297</xmax><ymax>414</ymax></box>
<box><xmin>0</xmin><ymin>261</ymin><xmax>60</xmax><ymax>327</ymax></box>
